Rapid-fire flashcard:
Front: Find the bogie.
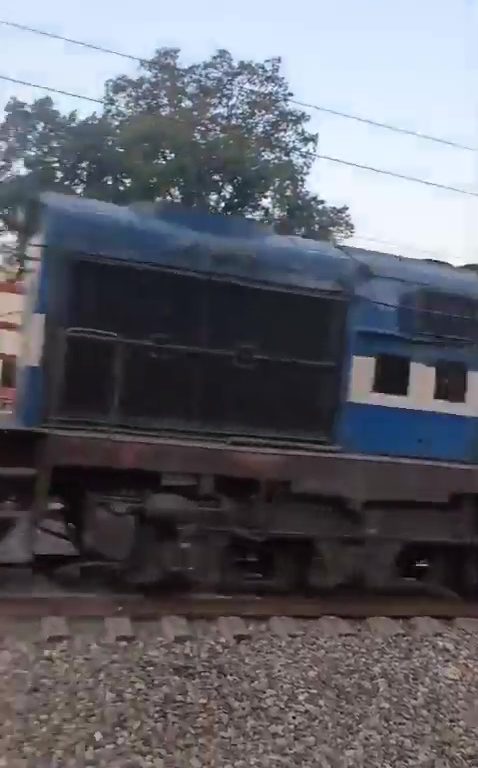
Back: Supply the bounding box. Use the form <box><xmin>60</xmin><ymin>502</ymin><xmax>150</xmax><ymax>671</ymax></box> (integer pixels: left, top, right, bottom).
<box><xmin>0</xmin><ymin>459</ymin><xmax>474</xmax><ymax>597</ymax></box>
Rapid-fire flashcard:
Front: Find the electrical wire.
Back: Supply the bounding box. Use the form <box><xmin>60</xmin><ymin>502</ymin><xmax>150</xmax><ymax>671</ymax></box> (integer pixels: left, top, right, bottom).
<box><xmin>0</xmin><ymin>17</ymin><xmax>475</xmax><ymax>152</ymax></box>
<box><xmin>1</xmin><ymin>74</ymin><xmax>476</xmax><ymax>198</ymax></box>
<box><xmin>313</xmin><ymin>152</ymin><xmax>478</xmax><ymax>196</ymax></box>
<box><xmin>351</xmin><ymin>233</ymin><xmax>451</xmax><ymax>261</ymax></box>
<box><xmin>0</xmin><ymin>74</ymin><xmax>103</xmax><ymax>104</ymax></box>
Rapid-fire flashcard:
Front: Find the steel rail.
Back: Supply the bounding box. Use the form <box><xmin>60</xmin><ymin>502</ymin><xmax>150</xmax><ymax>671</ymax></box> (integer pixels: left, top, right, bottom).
<box><xmin>0</xmin><ymin>593</ymin><xmax>477</xmax><ymax>619</ymax></box>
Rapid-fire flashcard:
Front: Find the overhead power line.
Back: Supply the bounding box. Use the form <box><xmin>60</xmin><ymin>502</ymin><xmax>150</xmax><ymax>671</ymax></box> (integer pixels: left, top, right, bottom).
<box><xmin>1</xmin><ymin>73</ymin><xmax>477</xmax><ymax>199</ymax></box>
<box><xmin>285</xmin><ymin>98</ymin><xmax>476</xmax><ymax>153</ymax></box>
<box><xmin>313</xmin><ymin>153</ymin><xmax>478</xmax><ymax>196</ymax></box>
<box><xmin>0</xmin><ymin>17</ymin><xmax>475</xmax><ymax>153</ymax></box>
<box><xmin>352</xmin><ymin>233</ymin><xmax>451</xmax><ymax>260</ymax></box>
<box><xmin>0</xmin><ymin>19</ymin><xmax>143</xmax><ymax>64</ymax></box>
<box><xmin>0</xmin><ymin>74</ymin><xmax>103</xmax><ymax>104</ymax></box>
<box><xmin>0</xmin><ymin>75</ymin><xmax>105</xmax><ymax>104</ymax></box>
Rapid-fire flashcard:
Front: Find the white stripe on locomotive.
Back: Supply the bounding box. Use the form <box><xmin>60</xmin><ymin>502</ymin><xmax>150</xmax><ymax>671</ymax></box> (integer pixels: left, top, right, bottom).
<box><xmin>19</xmin><ymin>234</ymin><xmax>45</xmax><ymax>369</ymax></box>
<box><xmin>349</xmin><ymin>355</ymin><xmax>478</xmax><ymax>416</ymax></box>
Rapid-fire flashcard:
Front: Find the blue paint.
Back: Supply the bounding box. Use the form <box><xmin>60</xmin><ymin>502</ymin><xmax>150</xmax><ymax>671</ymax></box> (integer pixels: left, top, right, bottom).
<box><xmin>338</xmin><ymin>402</ymin><xmax>478</xmax><ymax>463</ymax></box>
<box><xmin>15</xmin><ymin>367</ymin><xmax>42</xmax><ymax>428</ymax></box>
<box><xmin>15</xmin><ymin>240</ymin><xmax>48</xmax><ymax>427</ymax></box>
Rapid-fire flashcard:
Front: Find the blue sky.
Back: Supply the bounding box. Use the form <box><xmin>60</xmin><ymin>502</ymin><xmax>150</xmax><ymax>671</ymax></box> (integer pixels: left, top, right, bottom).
<box><xmin>1</xmin><ymin>0</ymin><xmax>477</xmax><ymax>263</ymax></box>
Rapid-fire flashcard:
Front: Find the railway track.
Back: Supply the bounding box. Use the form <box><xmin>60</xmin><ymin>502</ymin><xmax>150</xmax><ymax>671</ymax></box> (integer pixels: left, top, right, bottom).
<box><xmin>1</xmin><ymin>590</ymin><xmax>478</xmax><ymax>620</ymax></box>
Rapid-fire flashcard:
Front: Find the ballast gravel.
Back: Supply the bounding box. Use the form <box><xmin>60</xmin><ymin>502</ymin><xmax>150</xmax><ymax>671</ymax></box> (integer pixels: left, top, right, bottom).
<box><xmin>1</xmin><ymin>622</ymin><xmax>478</xmax><ymax>767</ymax></box>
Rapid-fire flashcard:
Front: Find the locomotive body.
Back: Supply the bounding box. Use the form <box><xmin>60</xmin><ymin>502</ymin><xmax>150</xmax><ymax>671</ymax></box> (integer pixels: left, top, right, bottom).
<box><xmin>3</xmin><ymin>192</ymin><xmax>478</xmax><ymax>594</ymax></box>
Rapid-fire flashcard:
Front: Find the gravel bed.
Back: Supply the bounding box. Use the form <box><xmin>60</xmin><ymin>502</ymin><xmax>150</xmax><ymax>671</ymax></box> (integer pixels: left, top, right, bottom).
<box><xmin>1</xmin><ymin>622</ymin><xmax>478</xmax><ymax>767</ymax></box>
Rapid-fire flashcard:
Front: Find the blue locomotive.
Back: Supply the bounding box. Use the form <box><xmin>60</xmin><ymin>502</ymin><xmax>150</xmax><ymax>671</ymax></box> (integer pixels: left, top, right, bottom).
<box><xmin>3</xmin><ymin>191</ymin><xmax>478</xmax><ymax>593</ymax></box>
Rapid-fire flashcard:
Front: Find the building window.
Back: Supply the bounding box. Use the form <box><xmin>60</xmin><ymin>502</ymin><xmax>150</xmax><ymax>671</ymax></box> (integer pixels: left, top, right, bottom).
<box><xmin>373</xmin><ymin>354</ymin><xmax>410</xmax><ymax>396</ymax></box>
<box><xmin>0</xmin><ymin>356</ymin><xmax>16</xmax><ymax>389</ymax></box>
<box><xmin>434</xmin><ymin>361</ymin><xmax>467</xmax><ymax>403</ymax></box>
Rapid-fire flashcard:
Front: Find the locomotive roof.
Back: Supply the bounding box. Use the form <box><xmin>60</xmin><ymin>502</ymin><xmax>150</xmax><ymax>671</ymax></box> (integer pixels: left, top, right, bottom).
<box><xmin>26</xmin><ymin>192</ymin><xmax>478</xmax><ymax>300</ymax></box>
<box><xmin>31</xmin><ymin>192</ymin><xmax>355</xmax><ymax>294</ymax></box>
<box><xmin>342</xmin><ymin>245</ymin><xmax>478</xmax><ymax>298</ymax></box>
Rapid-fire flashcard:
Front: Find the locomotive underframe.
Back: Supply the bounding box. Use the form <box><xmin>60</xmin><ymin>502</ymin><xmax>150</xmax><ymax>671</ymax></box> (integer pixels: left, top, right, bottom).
<box><xmin>1</xmin><ymin>428</ymin><xmax>478</xmax><ymax>595</ymax></box>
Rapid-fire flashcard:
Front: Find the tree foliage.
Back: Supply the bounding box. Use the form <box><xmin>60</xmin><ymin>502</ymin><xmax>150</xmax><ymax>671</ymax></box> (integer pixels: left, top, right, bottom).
<box><xmin>0</xmin><ymin>48</ymin><xmax>353</xmax><ymax>241</ymax></box>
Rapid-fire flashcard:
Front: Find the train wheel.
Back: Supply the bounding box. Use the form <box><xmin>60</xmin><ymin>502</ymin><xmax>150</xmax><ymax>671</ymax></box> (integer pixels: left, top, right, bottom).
<box><xmin>398</xmin><ymin>546</ymin><xmax>460</xmax><ymax>597</ymax></box>
<box><xmin>264</xmin><ymin>541</ymin><xmax>305</xmax><ymax>593</ymax></box>
<box><xmin>218</xmin><ymin>538</ymin><xmax>303</xmax><ymax>593</ymax></box>
<box><xmin>457</xmin><ymin>549</ymin><xmax>478</xmax><ymax>597</ymax></box>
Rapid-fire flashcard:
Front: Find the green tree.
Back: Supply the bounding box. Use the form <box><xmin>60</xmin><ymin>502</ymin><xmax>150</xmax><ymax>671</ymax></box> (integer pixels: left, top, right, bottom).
<box><xmin>0</xmin><ymin>48</ymin><xmax>353</xmax><ymax>242</ymax></box>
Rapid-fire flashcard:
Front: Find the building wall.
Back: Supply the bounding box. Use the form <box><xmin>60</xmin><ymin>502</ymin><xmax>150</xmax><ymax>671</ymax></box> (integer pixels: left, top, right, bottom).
<box><xmin>0</xmin><ymin>280</ymin><xmax>24</xmax><ymax>411</ymax></box>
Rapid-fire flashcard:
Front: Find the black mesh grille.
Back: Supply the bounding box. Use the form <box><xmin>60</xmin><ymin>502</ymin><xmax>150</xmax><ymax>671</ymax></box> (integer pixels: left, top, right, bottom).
<box><xmin>67</xmin><ymin>259</ymin><xmax>205</xmax><ymax>344</ymax></box>
<box><xmin>206</xmin><ymin>280</ymin><xmax>341</xmax><ymax>361</ymax></box>
<box><xmin>53</xmin><ymin>257</ymin><xmax>347</xmax><ymax>441</ymax></box>
<box><xmin>199</xmin><ymin>357</ymin><xmax>336</xmax><ymax>434</ymax></box>
<box><xmin>59</xmin><ymin>335</ymin><xmax>116</xmax><ymax>419</ymax></box>
<box><xmin>119</xmin><ymin>344</ymin><xmax>199</xmax><ymax>422</ymax></box>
